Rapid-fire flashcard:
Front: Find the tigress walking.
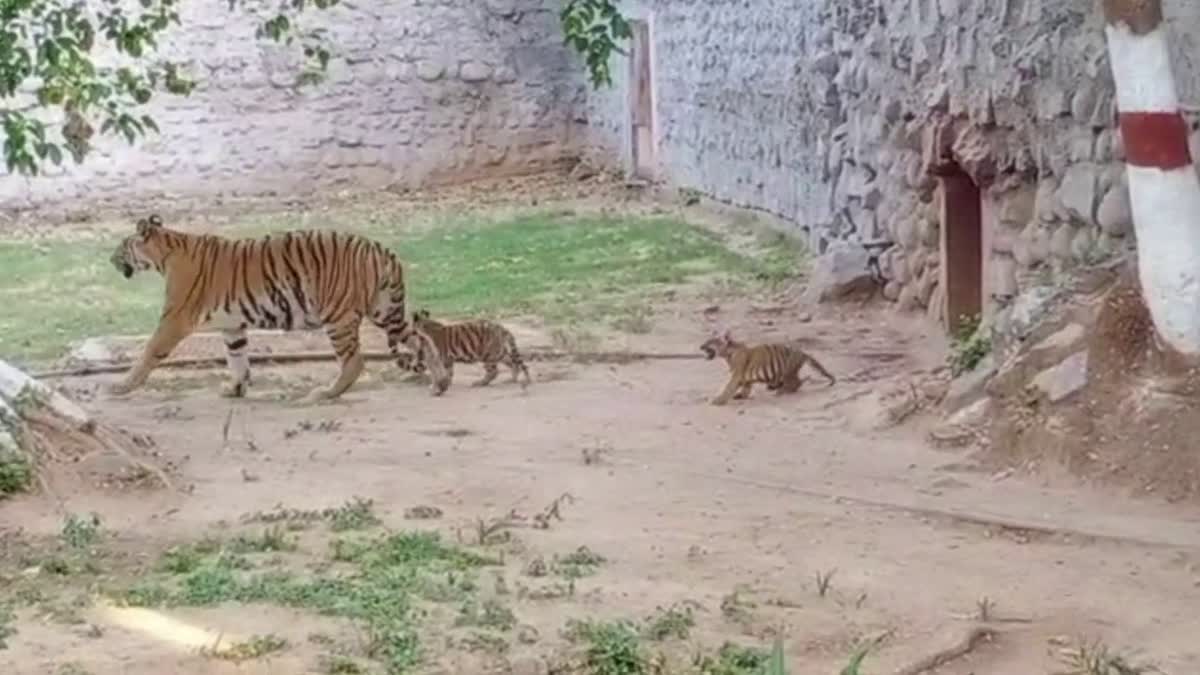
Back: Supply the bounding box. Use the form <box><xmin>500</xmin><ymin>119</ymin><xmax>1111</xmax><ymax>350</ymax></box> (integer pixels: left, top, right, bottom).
<box><xmin>108</xmin><ymin>214</ymin><xmax>450</xmax><ymax>401</ymax></box>
<box><xmin>406</xmin><ymin>309</ymin><xmax>532</xmax><ymax>389</ymax></box>
<box><xmin>700</xmin><ymin>330</ymin><xmax>835</xmax><ymax>406</ymax></box>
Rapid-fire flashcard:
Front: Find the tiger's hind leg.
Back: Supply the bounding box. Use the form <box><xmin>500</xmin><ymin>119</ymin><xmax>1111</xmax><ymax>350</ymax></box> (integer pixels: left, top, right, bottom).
<box><xmin>473</xmin><ymin>362</ymin><xmax>500</xmax><ymax>387</ymax></box>
<box><xmin>504</xmin><ymin>337</ymin><xmax>532</xmax><ymax>388</ymax></box>
<box><xmin>775</xmin><ymin>371</ymin><xmax>802</xmax><ymax>395</ymax></box>
<box><xmin>220</xmin><ymin>328</ymin><xmax>252</xmax><ymax>398</ymax></box>
<box><xmin>733</xmin><ymin>382</ymin><xmax>753</xmax><ymax>399</ymax></box>
<box><xmin>305</xmin><ymin>318</ymin><xmax>365</xmax><ymax>402</ymax></box>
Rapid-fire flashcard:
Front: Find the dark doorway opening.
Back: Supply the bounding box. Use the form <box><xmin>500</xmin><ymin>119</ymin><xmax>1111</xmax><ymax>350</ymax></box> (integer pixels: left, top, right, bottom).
<box><xmin>937</xmin><ymin>166</ymin><xmax>983</xmax><ymax>335</ymax></box>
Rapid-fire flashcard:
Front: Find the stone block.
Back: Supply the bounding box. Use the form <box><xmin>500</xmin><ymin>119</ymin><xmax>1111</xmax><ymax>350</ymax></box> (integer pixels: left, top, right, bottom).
<box><xmin>1056</xmin><ymin>164</ymin><xmax>1099</xmax><ymax>225</ymax></box>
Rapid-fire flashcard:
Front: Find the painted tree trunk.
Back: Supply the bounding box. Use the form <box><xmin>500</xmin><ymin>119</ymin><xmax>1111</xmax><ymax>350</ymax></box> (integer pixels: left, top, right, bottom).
<box><xmin>1101</xmin><ymin>0</ymin><xmax>1200</xmax><ymax>357</ymax></box>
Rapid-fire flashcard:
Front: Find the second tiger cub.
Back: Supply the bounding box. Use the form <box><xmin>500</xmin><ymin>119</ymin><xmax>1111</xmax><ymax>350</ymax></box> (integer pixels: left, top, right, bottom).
<box><xmin>406</xmin><ymin>309</ymin><xmax>532</xmax><ymax>389</ymax></box>
<box><xmin>700</xmin><ymin>330</ymin><xmax>835</xmax><ymax>406</ymax></box>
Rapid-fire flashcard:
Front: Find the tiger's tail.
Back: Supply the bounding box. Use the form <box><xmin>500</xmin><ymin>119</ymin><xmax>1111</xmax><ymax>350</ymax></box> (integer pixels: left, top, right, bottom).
<box><xmin>504</xmin><ymin>332</ymin><xmax>532</xmax><ymax>388</ymax></box>
<box><xmin>803</xmin><ymin>351</ymin><xmax>836</xmax><ymax>385</ymax></box>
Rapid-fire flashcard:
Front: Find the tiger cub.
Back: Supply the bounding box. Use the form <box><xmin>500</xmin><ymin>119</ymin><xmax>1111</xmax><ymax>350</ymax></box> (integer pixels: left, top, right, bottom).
<box><xmin>406</xmin><ymin>309</ymin><xmax>532</xmax><ymax>389</ymax></box>
<box><xmin>107</xmin><ymin>214</ymin><xmax>450</xmax><ymax>401</ymax></box>
<box><xmin>700</xmin><ymin>330</ymin><xmax>835</xmax><ymax>406</ymax></box>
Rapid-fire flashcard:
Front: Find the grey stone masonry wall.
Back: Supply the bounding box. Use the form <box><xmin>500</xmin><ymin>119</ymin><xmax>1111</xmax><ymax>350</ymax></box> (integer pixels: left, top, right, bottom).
<box><xmin>3</xmin><ymin>0</ymin><xmax>587</xmax><ymax>211</ymax></box>
<box><xmin>584</xmin><ymin>0</ymin><xmax>1200</xmax><ymax>327</ymax></box>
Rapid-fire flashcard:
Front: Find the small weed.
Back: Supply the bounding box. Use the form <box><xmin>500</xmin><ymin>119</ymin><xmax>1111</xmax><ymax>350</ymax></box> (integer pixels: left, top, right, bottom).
<box><xmin>322</xmin><ymin>655</ymin><xmax>367</xmax><ymax>674</ymax></box>
<box><xmin>0</xmin><ymin>605</ymin><xmax>15</xmax><ymax>649</ymax></box>
<box><xmin>642</xmin><ymin>604</ymin><xmax>694</xmax><ymax>641</ymax></box>
<box><xmin>948</xmin><ymin>313</ymin><xmax>991</xmax><ymax>376</ymax></box>
<box><xmin>611</xmin><ymin>305</ymin><xmax>653</xmax><ymax>334</ymax></box>
<box><xmin>459</xmin><ymin>630</ymin><xmax>510</xmax><ymax>654</ymax></box>
<box><xmin>1056</xmin><ymin>638</ymin><xmax>1161</xmax><ymax>675</ymax></box>
<box><xmin>283</xmin><ymin>419</ymin><xmax>343</xmax><ymax>439</ymax></box>
<box><xmin>719</xmin><ymin>589</ymin><xmax>754</xmax><ymax>622</ymax></box>
<box><xmin>241</xmin><ymin>497</ymin><xmax>380</xmax><ymax>532</ymax></box>
<box><xmin>455</xmin><ymin>599</ymin><xmax>517</xmax><ymax>632</ymax></box>
<box><xmin>679</xmin><ymin>187</ymin><xmax>704</xmax><ymax>206</ymax></box>
<box><xmin>550</xmin><ymin>325</ymin><xmax>600</xmax><ymax>353</ymax></box>
<box><xmin>815</xmin><ymin>569</ymin><xmax>836</xmax><ymax>598</ymax></box>
<box><xmin>0</xmin><ymin>452</ymin><xmax>32</xmax><ymax>497</ymax></box>
<box><xmin>329</xmin><ymin>497</ymin><xmax>382</xmax><ymax>532</ymax></box>
<box><xmin>840</xmin><ymin>634</ymin><xmax>889</xmax><ymax>675</ymax></box>
<box><xmin>472</xmin><ymin>513</ymin><xmax>520</xmax><ymax>546</ymax></box>
<box><xmin>694</xmin><ymin>641</ymin><xmax>770</xmax><ymax>674</ymax></box>
<box><xmin>977</xmin><ymin>595</ymin><xmax>995</xmax><ymax>622</ymax></box>
<box><xmin>61</xmin><ymin>513</ymin><xmax>101</xmax><ymax>550</ymax></box>
<box><xmin>159</xmin><ymin>538</ymin><xmax>223</xmax><ymax>574</ymax></box>
<box><xmin>553</xmin><ymin>546</ymin><xmax>606</xmax><ymax>579</ymax></box>
<box><xmin>56</xmin><ymin>663</ymin><xmax>92</xmax><ymax>675</ymax></box>
<box><xmin>210</xmin><ymin>633</ymin><xmax>288</xmax><ymax>662</ymax></box>
<box><xmin>839</xmin><ymin>643</ymin><xmax>870</xmax><ymax>675</ymax></box>
<box><xmin>764</xmin><ymin>639</ymin><xmax>787</xmax><ymax>675</ymax></box>
<box><xmin>565</xmin><ymin>619</ymin><xmax>647</xmax><ymax>675</ymax></box>
<box><xmin>120</xmin><ymin>582</ymin><xmax>172</xmax><ymax>607</ymax></box>
<box><xmin>231</xmin><ymin>526</ymin><xmax>297</xmax><ymax>553</ymax></box>
<box><xmin>403</xmin><ymin>505</ymin><xmax>443</xmax><ymax>520</ymax></box>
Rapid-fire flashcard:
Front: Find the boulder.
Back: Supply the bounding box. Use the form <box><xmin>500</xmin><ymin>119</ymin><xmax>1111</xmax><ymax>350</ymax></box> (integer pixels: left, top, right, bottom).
<box><xmin>801</xmin><ymin>241</ymin><xmax>874</xmax><ymax>303</ymax></box>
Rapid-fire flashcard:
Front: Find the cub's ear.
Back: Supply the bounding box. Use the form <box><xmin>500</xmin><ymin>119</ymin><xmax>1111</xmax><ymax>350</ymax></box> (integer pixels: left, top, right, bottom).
<box><xmin>722</xmin><ymin>329</ymin><xmax>733</xmax><ymax>341</ymax></box>
<box><xmin>412</xmin><ymin>309</ymin><xmax>430</xmax><ymax>322</ymax></box>
<box><xmin>136</xmin><ymin>214</ymin><xmax>163</xmax><ymax>236</ymax></box>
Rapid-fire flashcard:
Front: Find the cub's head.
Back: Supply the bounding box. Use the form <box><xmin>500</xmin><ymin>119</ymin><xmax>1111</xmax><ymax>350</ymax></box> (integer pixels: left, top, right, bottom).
<box><xmin>111</xmin><ymin>214</ymin><xmax>168</xmax><ymax>279</ymax></box>
<box><xmin>411</xmin><ymin>308</ymin><xmax>435</xmax><ymax>327</ymax></box>
<box><xmin>700</xmin><ymin>330</ymin><xmax>736</xmax><ymax>360</ymax></box>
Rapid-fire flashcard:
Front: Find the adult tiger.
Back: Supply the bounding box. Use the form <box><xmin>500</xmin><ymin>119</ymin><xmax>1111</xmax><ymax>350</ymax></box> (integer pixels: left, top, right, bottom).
<box><xmin>108</xmin><ymin>214</ymin><xmax>450</xmax><ymax>401</ymax></box>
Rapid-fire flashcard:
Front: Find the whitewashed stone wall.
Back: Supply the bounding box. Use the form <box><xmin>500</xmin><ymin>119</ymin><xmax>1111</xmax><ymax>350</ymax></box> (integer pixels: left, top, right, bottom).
<box><xmin>3</xmin><ymin>0</ymin><xmax>588</xmax><ymax>211</ymax></box>
<box><xmin>584</xmin><ymin>0</ymin><xmax>1200</xmax><ymax>325</ymax></box>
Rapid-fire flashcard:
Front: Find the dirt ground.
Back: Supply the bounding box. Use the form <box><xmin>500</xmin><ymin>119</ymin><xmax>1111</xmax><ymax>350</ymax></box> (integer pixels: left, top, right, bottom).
<box><xmin>3</xmin><ymin>184</ymin><xmax>1200</xmax><ymax>675</ymax></box>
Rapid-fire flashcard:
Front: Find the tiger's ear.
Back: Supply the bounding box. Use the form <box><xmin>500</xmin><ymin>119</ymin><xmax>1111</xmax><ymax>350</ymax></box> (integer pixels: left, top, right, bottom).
<box><xmin>722</xmin><ymin>329</ymin><xmax>733</xmax><ymax>342</ymax></box>
<box><xmin>136</xmin><ymin>214</ymin><xmax>163</xmax><ymax>237</ymax></box>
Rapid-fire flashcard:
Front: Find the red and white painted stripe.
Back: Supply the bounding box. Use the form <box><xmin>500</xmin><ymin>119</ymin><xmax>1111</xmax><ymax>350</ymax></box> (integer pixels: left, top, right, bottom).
<box><xmin>1103</xmin><ymin>1</ymin><xmax>1200</xmax><ymax>356</ymax></box>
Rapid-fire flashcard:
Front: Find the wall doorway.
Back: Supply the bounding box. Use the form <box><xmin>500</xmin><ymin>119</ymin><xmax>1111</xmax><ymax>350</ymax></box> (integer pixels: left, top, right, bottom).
<box><xmin>937</xmin><ymin>166</ymin><xmax>983</xmax><ymax>335</ymax></box>
<box><xmin>627</xmin><ymin>19</ymin><xmax>655</xmax><ymax>181</ymax></box>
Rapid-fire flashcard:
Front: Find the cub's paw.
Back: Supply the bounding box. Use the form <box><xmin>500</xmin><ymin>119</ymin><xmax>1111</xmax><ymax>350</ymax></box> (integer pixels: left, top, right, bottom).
<box><xmin>219</xmin><ymin>380</ymin><xmax>248</xmax><ymax>399</ymax></box>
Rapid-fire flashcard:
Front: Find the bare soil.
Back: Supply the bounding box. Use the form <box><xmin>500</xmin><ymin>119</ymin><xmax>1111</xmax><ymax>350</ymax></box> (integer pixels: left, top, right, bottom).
<box><xmin>3</xmin><ymin>180</ymin><xmax>1199</xmax><ymax>675</ymax></box>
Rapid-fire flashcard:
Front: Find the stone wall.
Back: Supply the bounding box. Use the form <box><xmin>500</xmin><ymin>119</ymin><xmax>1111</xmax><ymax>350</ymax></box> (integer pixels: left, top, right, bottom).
<box><xmin>584</xmin><ymin>0</ymin><xmax>1200</xmax><ymax>330</ymax></box>
<box><xmin>3</xmin><ymin>0</ymin><xmax>587</xmax><ymax>211</ymax></box>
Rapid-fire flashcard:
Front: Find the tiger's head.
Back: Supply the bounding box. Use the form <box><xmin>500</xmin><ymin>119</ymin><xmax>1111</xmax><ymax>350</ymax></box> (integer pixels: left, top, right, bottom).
<box><xmin>700</xmin><ymin>330</ymin><xmax>737</xmax><ymax>360</ymax></box>
<box><xmin>411</xmin><ymin>308</ymin><xmax>438</xmax><ymax>329</ymax></box>
<box><xmin>110</xmin><ymin>214</ymin><xmax>168</xmax><ymax>279</ymax></box>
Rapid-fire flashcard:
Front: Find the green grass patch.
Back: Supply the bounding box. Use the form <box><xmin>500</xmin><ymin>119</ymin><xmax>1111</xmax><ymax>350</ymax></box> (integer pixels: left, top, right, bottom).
<box><xmin>565</xmin><ymin>618</ymin><xmax>648</xmax><ymax>675</ymax></box>
<box><xmin>694</xmin><ymin>642</ymin><xmax>771</xmax><ymax>674</ymax></box>
<box><xmin>116</xmin><ymin>530</ymin><xmax>497</xmax><ymax>674</ymax></box>
<box><xmin>0</xmin><ymin>212</ymin><xmax>804</xmax><ymax>365</ymax></box>
<box><xmin>0</xmin><ymin>452</ymin><xmax>32</xmax><ymax>498</ymax></box>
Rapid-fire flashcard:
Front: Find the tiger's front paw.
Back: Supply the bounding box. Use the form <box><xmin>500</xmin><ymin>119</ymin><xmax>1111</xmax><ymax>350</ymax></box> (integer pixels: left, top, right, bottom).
<box><xmin>430</xmin><ymin>377</ymin><xmax>451</xmax><ymax>397</ymax></box>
